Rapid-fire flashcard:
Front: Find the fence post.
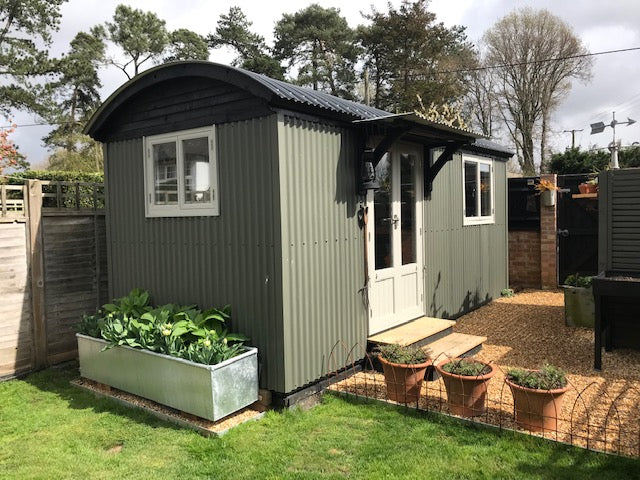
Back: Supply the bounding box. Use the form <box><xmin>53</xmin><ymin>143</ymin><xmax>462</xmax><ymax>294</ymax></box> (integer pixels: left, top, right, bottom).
<box><xmin>1</xmin><ymin>185</ymin><xmax>7</xmax><ymax>217</ymax></box>
<box><xmin>540</xmin><ymin>174</ymin><xmax>558</xmax><ymax>289</ymax></box>
<box><xmin>26</xmin><ymin>180</ymin><xmax>47</xmax><ymax>368</ymax></box>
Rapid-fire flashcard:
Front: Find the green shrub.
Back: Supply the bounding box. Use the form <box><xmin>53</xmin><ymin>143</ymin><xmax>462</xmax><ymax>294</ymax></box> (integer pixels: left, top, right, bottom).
<box><xmin>5</xmin><ymin>170</ymin><xmax>104</xmax><ymax>183</ymax></box>
<box><xmin>75</xmin><ymin>289</ymin><xmax>248</xmax><ymax>365</ymax></box>
<box><xmin>501</xmin><ymin>288</ymin><xmax>515</xmax><ymax>298</ymax></box>
<box><xmin>506</xmin><ymin>364</ymin><xmax>567</xmax><ymax>390</ymax></box>
<box><xmin>74</xmin><ymin>313</ymin><xmax>103</xmax><ymax>338</ymax></box>
<box><xmin>376</xmin><ymin>343</ymin><xmax>430</xmax><ymax>365</ymax></box>
<box><xmin>563</xmin><ymin>274</ymin><xmax>592</xmax><ymax>288</ymax></box>
<box><xmin>4</xmin><ymin>170</ymin><xmax>105</xmax><ymax>209</ymax></box>
<box><xmin>441</xmin><ymin>358</ymin><xmax>491</xmax><ymax>376</ymax></box>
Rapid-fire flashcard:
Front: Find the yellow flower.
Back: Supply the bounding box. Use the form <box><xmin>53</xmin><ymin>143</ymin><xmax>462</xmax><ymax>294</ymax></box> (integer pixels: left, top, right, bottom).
<box><xmin>203</xmin><ymin>339</ymin><xmax>211</xmax><ymax>347</ymax></box>
<box><xmin>162</xmin><ymin>329</ymin><xmax>171</xmax><ymax>336</ymax></box>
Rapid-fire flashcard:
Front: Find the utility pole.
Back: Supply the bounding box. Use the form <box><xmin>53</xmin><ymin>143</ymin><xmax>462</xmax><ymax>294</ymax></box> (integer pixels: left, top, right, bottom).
<box><xmin>590</xmin><ymin>111</ymin><xmax>636</xmax><ymax>169</ymax></box>
<box><xmin>563</xmin><ymin>129</ymin><xmax>583</xmax><ymax>149</ymax></box>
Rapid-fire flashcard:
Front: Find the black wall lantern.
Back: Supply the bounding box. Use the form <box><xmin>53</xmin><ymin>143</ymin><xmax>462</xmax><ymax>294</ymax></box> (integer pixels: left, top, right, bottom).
<box><xmin>358</xmin><ymin>148</ymin><xmax>379</xmax><ymax>194</ymax></box>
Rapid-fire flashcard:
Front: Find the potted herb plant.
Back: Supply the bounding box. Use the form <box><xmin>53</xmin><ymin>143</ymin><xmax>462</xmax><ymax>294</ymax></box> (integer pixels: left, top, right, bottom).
<box><xmin>534</xmin><ymin>178</ymin><xmax>559</xmax><ymax>207</ymax></box>
<box><xmin>562</xmin><ymin>274</ymin><xmax>594</xmax><ymax>328</ymax></box>
<box><xmin>505</xmin><ymin>364</ymin><xmax>569</xmax><ymax>433</ymax></box>
<box><xmin>435</xmin><ymin>358</ymin><xmax>494</xmax><ymax>417</ymax></box>
<box><xmin>376</xmin><ymin>344</ymin><xmax>431</xmax><ymax>404</ymax></box>
<box><xmin>76</xmin><ymin>288</ymin><xmax>258</xmax><ymax>421</ymax></box>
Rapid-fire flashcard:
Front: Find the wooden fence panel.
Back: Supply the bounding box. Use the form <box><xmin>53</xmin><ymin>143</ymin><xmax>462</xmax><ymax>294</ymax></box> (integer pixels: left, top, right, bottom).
<box><xmin>0</xmin><ymin>180</ymin><xmax>106</xmax><ymax>378</ymax></box>
<box><xmin>43</xmin><ymin>214</ymin><xmax>107</xmax><ymax>364</ymax></box>
<box><xmin>0</xmin><ymin>221</ymin><xmax>34</xmax><ymax>378</ymax></box>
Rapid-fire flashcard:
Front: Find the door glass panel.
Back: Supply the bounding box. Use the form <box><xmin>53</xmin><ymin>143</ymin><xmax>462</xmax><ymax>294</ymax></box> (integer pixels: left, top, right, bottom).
<box><xmin>153</xmin><ymin>142</ymin><xmax>178</xmax><ymax>205</ymax></box>
<box><xmin>400</xmin><ymin>153</ymin><xmax>416</xmax><ymax>265</ymax></box>
<box><xmin>374</xmin><ymin>153</ymin><xmax>392</xmax><ymax>269</ymax></box>
<box><xmin>464</xmin><ymin>161</ymin><xmax>478</xmax><ymax>217</ymax></box>
<box><xmin>480</xmin><ymin>163</ymin><xmax>491</xmax><ymax>216</ymax></box>
<box><xmin>183</xmin><ymin>137</ymin><xmax>211</xmax><ymax>204</ymax></box>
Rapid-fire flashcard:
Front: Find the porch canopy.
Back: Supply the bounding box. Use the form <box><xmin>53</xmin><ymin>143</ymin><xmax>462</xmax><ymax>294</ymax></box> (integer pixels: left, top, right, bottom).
<box><xmin>353</xmin><ymin>112</ymin><xmax>499</xmax><ymax>194</ymax></box>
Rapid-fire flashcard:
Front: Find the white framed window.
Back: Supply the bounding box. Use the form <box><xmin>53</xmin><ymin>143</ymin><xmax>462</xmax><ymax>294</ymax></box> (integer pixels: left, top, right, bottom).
<box><xmin>144</xmin><ymin>126</ymin><xmax>219</xmax><ymax>218</ymax></box>
<box><xmin>462</xmin><ymin>155</ymin><xmax>494</xmax><ymax>225</ymax></box>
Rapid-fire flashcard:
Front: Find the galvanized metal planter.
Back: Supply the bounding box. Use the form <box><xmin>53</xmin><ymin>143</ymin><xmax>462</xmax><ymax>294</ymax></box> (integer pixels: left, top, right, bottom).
<box><xmin>77</xmin><ymin>334</ymin><xmax>258</xmax><ymax>421</ymax></box>
<box><xmin>540</xmin><ymin>190</ymin><xmax>556</xmax><ymax>207</ymax></box>
<box><xmin>563</xmin><ymin>286</ymin><xmax>595</xmax><ymax>328</ymax></box>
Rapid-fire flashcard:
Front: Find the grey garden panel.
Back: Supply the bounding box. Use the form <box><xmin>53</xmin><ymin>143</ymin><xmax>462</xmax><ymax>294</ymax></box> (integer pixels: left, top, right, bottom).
<box><xmin>104</xmin><ymin>115</ymin><xmax>286</xmax><ymax>392</ymax></box>
<box><xmin>599</xmin><ymin>168</ymin><xmax>640</xmax><ymax>273</ymax></box>
<box><xmin>77</xmin><ymin>334</ymin><xmax>258</xmax><ymax>421</ymax></box>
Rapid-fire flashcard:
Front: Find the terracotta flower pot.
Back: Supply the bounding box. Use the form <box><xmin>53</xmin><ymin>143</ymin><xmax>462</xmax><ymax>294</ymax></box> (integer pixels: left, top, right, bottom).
<box><xmin>505</xmin><ymin>377</ymin><xmax>570</xmax><ymax>433</ymax></box>
<box><xmin>578</xmin><ymin>183</ymin><xmax>598</xmax><ymax>194</ymax></box>
<box><xmin>436</xmin><ymin>359</ymin><xmax>495</xmax><ymax>417</ymax></box>
<box><xmin>379</xmin><ymin>356</ymin><xmax>431</xmax><ymax>404</ymax></box>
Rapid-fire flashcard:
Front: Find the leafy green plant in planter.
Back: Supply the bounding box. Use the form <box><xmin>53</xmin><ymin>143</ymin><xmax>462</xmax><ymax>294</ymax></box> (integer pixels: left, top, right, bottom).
<box><xmin>76</xmin><ymin>289</ymin><xmax>248</xmax><ymax>365</ymax></box>
<box><xmin>506</xmin><ymin>364</ymin><xmax>567</xmax><ymax>390</ymax></box>
<box><xmin>564</xmin><ymin>274</ymin><xmax>592</xmax><ymax>288</ymax></box>
<box><xmin>375</xmin><ymin>344</ymin><xmax>431</xmax><ymax>404</ymax></box>
<box><xmin>75</xmin><ymin>313</ymin><xmax>104</xmax><ymax>338</ymax></box>
<box><xmin>562</xmin><ymin>274</ymin><xmax>595</xmax><ymax>328</ymax></box>
<box><xmin>76</xmin><ymin>288</ymin><xmax>258</xmax><ymax>422</ymax></box>
<box><xmin>375</xmin><ymin>344</ymin><xmax>429</xmax><ymax>365</ymax></box>
<box><xmin>102</xmin><ymin>288</ymin><xmax>152</xmax><ymax>318</ymax></box>
<box><xmin>436</xmin><ymin>358</ymin><xmax>495</xmax><ymax>417</ymax></box>
<box><xmin>505</xmin><ymin>363</ymin><xmax>570</xmax><ymax>433</ymax></box>
<box><xmin>441</xmin><ymin>358</ymin><xmax>491</xmax><ymax>376</ymax></box>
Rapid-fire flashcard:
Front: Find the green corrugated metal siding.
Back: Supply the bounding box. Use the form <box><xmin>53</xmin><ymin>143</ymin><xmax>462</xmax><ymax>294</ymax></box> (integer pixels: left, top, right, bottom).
<box><xmin>599</xmin><ymin>168</ymin><xmax>640</xmax><ymax>273</ymax></box>
<box><xmin>424</xmin><ymin>152</ymin><xmax>508</xmax><ymax>318</ymax></box>
<box><xmin>277</xmin><ymin>114</ymin><xmax>366</xmax><ymax>393</ymax></box>
<box><xmin>105</xmin><ymin>115</ymin><xmax>286</xmax><ymax>392</ymax></box>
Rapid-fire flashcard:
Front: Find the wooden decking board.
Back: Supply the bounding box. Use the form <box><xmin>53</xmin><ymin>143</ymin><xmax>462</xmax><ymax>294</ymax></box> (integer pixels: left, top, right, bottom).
<box><xmin>426</xmin><ymin>332</ymin><xmax>487</xmax><ymax>364</ymax></box>
<box><xmin>368</xmin><ymin>317</ymin><xmax>456</xmax><ymax>346</ymax></box>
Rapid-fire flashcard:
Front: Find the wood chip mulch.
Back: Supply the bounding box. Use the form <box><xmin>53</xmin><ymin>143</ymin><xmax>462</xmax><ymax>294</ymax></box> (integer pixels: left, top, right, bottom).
<box><xmin>72</xmin><ymin>377</ymin><xmax>266</xmax><ymax>436</ymax></box>
<box><xmin>330</xmin><ymin>290</ymin><xmax>640</xmax><ymax>457</ymax></box>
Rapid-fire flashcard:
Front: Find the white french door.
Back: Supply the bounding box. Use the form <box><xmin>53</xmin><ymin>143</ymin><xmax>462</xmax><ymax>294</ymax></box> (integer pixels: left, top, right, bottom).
<box><xmin>367</xmin><ymin>145</ymin><xmax>424</xmax><ymax>335</ymax></box>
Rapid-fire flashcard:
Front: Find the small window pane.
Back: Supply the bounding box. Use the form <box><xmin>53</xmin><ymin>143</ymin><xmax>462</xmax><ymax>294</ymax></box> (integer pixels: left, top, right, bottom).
<box><xmin>480</xmin><ymin>163</ymin><xmax>491</xmax><ymax>217</ymax></box>
<box><xmin>374</xmin><ymin>153</ymin><xmax>392</xmax><ymax>269</ymax></box>
<box><xmin>400</xmin><ymin>153</ymin><xmax>416</xmax><ymax>265</ymax></box>
<box><xmin>464</xmin><ymin>161</ymin><xmax>477</xmax><ymax>217</ymax></box>
<box><xmin>183</xmin><ymin>137</ymin><xmax>211</xmax><ymax>204</ymax></box>
<box><xmin>153</xmin><ymin>142</ymin><xmax>178</xmax><ymax>205</ymax></box>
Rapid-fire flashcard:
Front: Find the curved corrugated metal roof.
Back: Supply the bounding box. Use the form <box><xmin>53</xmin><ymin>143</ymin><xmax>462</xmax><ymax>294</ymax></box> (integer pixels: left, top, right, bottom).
<box><xmin>85</xmin><ymin>61</ymin><xmax>390</xmax><ymax>137</ymax></box>
<box><xmin>239</xmin><ymin>68</ymin><xmax>390</xmax><ymax>120</ymax></box>
<box><xmin>85</xmin><ymin>61</ymin><xmax>511</xmax><ymax>158</ymax></box>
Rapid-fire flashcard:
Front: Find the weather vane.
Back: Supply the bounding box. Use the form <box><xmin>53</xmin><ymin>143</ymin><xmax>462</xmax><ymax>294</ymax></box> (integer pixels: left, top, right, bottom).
<box><xmin>590</xmin><ymin>112</ymin><xmax>636</xmax><ymax>169</ymax></box>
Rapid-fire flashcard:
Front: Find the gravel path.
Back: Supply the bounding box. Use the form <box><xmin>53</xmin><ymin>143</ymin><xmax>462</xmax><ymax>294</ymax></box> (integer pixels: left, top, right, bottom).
<box><xmin>454</xmin><ymin>289</ymin><xmax>640</xmax><ymax>378</ymax></box>
<box><xmin>333</xmin><ymin>290</ymin><xmax>640</xmax><ymax>456</ymax></box>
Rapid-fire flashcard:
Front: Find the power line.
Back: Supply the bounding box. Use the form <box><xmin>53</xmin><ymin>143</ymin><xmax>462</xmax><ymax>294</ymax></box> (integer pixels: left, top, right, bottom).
<box><xmin>437</xmin><ymin>46</ymin><xmax>640</xmax><ymax>75</ymax></box>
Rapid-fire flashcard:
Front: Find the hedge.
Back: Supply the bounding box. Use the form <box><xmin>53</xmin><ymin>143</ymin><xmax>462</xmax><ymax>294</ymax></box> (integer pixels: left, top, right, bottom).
<box><xmin>5</xmin><ymin>170</ymin><xmax>104</xmax><ymax>184</ymax></box>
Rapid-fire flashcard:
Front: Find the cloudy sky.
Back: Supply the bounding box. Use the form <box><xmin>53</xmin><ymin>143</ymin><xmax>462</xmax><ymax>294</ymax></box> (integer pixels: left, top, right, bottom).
<box><xmin>9</xmin><ymin>0</ymin><xmax>640</xmax><ymax>167</ymax></box>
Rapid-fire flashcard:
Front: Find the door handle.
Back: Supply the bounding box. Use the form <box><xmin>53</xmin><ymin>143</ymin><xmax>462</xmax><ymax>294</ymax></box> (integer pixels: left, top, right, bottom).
<box><xmin>382</xmin><ymin>215</ymin><xmax>400</xmax><ymax>228</ymax></box>
<box><xmin>558</xmin><ymin>229</ymin><xmax>569</xmax><ymax>237</ymax></box>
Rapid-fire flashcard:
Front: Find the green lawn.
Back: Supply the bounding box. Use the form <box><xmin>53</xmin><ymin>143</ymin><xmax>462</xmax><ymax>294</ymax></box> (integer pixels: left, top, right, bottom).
<box><xmin>1</xmin><ymin>365</ymin><xmax>639</xmax><ymax>479</ymax></box>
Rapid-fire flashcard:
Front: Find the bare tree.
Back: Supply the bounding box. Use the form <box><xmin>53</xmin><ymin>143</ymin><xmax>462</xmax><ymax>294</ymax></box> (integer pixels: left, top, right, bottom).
<box><xmin>483</xmin><ymin>8</ymin><xmax>592</xmax><ymax>175</ymax></box>
<box><xmin>464</xmin><ymin>62</ymin><xmax>497</xmax><ymax>137</ymax></box>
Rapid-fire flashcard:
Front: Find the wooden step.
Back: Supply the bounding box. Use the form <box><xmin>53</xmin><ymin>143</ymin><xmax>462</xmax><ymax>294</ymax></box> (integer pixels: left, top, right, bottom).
<box><xmin>425</xmin><ymin>332</ymin><xmax>487</xmax><ymax>365</ymax></box>
<box><xmin>368</xmin><ymin>317</ymin><xmax>456</xmax><ymax>347</ymax></box>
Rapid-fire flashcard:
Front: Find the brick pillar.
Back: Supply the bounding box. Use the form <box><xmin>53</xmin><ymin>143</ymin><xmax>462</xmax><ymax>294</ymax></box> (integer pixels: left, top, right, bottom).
<box><xmin>540</xmin><ymin>174</ymin><xmax>558</xmax><ymax>289</ymax></box>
